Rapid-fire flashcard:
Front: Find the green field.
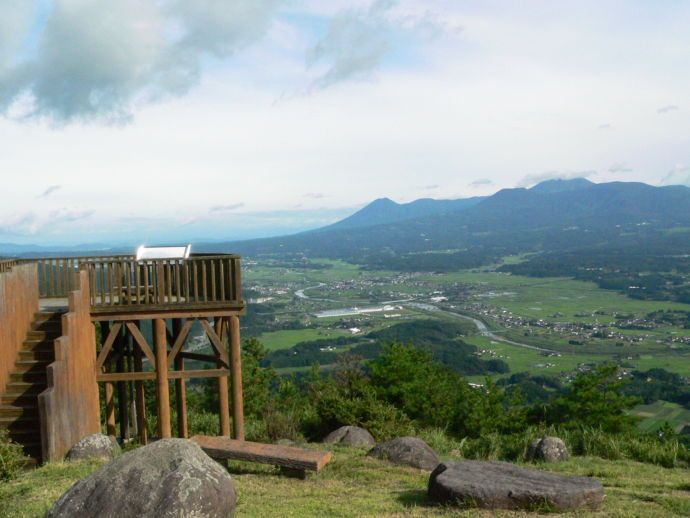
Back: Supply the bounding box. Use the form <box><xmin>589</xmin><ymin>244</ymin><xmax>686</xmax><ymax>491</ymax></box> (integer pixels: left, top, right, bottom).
<box><xmin>256</xmin><ymin>329</ymin><xmax>350</xmax><ymax>351</ymax></box>
<box><xmin>631</xmin><ymin>401</ymin><xmax>690</xmax><ymax>433</ymax></box>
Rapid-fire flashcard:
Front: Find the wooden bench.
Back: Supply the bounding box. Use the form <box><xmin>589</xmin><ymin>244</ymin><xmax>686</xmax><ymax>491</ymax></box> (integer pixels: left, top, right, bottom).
<box><xmin>191</xmin><ymin>435</ymin><xmax>332</xmax><ymax>479</ymax></box>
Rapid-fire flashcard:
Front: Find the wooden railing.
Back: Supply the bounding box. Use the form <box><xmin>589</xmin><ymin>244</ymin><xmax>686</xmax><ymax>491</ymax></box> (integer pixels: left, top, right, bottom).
<box><xmin>30</xmin><ymin>256</ymin><xmax>129</xmax><ymax>298</ymax></box>
<box><xmin>0</xmin><ymin>258</ymin><xmax>20</xmax><ymax>274</ymax></box>
<box><xmin>5</xmin><ymin>254</ymin><xmax>243</xmax><ymax>314</ymax></box>
<box><xmin>83</xmin><ymin>254</ymin><xmax>242</xmax><ymax>312</ymax></box>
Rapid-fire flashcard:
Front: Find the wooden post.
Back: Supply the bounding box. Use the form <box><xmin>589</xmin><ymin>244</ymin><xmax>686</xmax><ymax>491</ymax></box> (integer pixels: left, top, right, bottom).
<box><xmin>173</xmin><ymin>319</ymin><xmax>188</xmax><ymax>438</ymax></box>
<box><xmin>133</xmin><ymin>331</ymin><xmax>147</xmax><ymax>445</ymax></box>
<box><xmin>154</xmin><ymin>318</ymin><xmax>171</xmax><ymax>439</ymax></box>
<box><xmin>102</xmin><ymin>322</ymin><xmax>117</xmax><ymax>438</ymax></box>
<box><xmin>229</xmin><ymin>316</ymin><xmax>244</xmax><ymax>440</ymax></box>
<box><xmin>216</xmin><ymin>318</ymin><xmax>231</xmax><ymax>437</ymax></box>
<box><xmin>116</xmin><ymin>326</ymin><xmax>129</xmax><ymax>441</ymax></box>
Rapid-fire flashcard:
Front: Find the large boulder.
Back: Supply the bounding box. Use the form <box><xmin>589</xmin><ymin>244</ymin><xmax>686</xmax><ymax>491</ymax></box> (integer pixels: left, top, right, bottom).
<box><xmin>428</xmin><ymin>460</ymin><xmax>603</xmax><ymax>512</ymax></box>
<box><xmin>47</xmin><ymin>439</ymin><xmax>237</xmax><ymax>518</ymax></box>
<box><xmin>526</xmin><ymin>436</ymin><xmax>570</xmax><ymax>463</ymax></box>
<box><xmin>367</xmin><ymin>437</ymin><xmax>440</xmax><ymax>471</ymax></box>
<box><xmin>66</xmin><ymin>434</ymin><xmax>121</xmax><ymax>461</ymax></box>
<box><xmin>323</xmin><ymin>426</ymin><xmax>375</xmax><ymax>447</ymax></box>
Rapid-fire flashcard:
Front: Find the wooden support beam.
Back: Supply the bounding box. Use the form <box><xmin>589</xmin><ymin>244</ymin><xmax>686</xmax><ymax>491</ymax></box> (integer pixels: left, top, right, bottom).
<box><xmin>102</xmin><ymin>322</ymin><xmax>117</xmax><ymax>439</ymax></box>
<box><xmin>125</xmin><ymin>321</ymin><xmax>155</xmax><ymax>364</ymax></box>
<box><xmin>133</xmin><ymin>338</ymin><xmax>147</xmax><ymax>445</ymax></box>
<box><xmin>229</xmin><ymin>316</ymin><xmax>245</xmax><ymax>441</ymax></box>
<box><xmin>154</xmin><ymin>318</ymin><xmax>171</xmax><ymax>439</ymax></box>
<box><xmin>116</xmin><ymin>327</ymin><xmax>129</xmax><ymax>441</ymax></box>
<box><xmin>96</xmin><ymin>321</ymin><xmax>122</xmax><ymax>370</ymax></box>
<box><xmin>166</xmin><ymin>318</ymin><xmax>193</xmax><ymax>367</ymax></box>
<box><xmin>216</xmin><ymin>318</ymin><xmax>230</xmax><ymax>437</ymax></box>
<box><xmin>173</xmin><ymin>319</ymin><xmax>188</xmax><ymax>439</ymax></box>
<box><xmin>200</xmin><ymin>318</ymin><xmax>230</xmax><ymax>365</ymax></box>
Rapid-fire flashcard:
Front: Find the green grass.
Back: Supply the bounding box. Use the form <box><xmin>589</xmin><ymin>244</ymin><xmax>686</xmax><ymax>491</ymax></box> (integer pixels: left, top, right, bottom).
<box><xmin>2</xmin><ymin>447</ymin><xmax>689</xmax><ymax>517</ymax></box>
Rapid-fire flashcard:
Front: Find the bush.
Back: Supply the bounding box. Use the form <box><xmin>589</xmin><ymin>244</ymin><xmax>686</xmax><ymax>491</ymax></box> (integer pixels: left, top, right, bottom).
<box><xmin>0</xmin><ymin>430</ymin><xmax>28</xmax><ymax>481</ymax></box>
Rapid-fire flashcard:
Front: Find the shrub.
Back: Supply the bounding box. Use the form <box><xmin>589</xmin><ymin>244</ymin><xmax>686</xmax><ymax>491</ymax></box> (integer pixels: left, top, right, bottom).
<box><xmin>0</xmin><ymin>430</ymin><xmax>28</xmax><ymax>482</ymax></box>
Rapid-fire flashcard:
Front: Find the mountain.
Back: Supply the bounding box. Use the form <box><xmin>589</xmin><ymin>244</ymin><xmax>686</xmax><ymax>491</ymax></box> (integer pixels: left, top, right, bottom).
<box><xmin>202</xmin><ymin>179</ymin><xmax>690</xmax><ymax>260</ymax></box>
<box><xmin>321</xmin><ymin>196</ymin><xmax>485</xmax><ymax>231</ymax></box>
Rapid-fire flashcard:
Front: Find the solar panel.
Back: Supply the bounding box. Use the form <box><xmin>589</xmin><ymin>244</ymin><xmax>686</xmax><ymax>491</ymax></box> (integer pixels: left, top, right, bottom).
<box><xmin>135</xmin><ymin>244</ymin><xmax>191</xmax><ymax>260</ymax></box>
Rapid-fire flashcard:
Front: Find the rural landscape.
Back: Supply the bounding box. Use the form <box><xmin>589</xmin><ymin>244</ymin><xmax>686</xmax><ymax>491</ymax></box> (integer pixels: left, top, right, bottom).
<box><xmin>2</xmin><ymin>1</ymin><xmax>690</xmax><ymax>517</ymax></box>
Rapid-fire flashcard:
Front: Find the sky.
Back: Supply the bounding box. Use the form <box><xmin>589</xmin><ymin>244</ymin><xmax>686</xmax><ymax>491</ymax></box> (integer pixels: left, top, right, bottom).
<box><xmin>1</xmin><ymin>0</ymin><xmax>690</xmax><ymax>248</ymax></box>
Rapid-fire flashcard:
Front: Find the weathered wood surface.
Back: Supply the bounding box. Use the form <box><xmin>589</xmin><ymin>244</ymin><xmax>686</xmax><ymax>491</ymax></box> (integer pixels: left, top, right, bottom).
<box><xmin>191</xmin><ymin>435</ymin><xmax>332</xmax><ymax>473</ymax></box>
<box><xmin>0</xmin><ymin>263</ymin><xmax>39</xmax><ymax>398</ymax></box>
<box><xmin>38</xmin><ymin>270</ymin><xmax>100</xmax><ymax>462</ymax></box>
<box><xmin>96</xmin><ymin>368</ymin><xmax>231</xmax><ymax>382</ymax></box>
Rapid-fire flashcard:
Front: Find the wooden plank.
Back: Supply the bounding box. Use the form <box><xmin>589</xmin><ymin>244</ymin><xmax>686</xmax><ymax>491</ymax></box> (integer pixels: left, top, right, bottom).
<box><xmin>125</xmin><ymin>321</ymin><xmax>155</xmax><ymax>364</ymax></box>
<box><xmin>191</xmin><ymin>435</ymin><xmax>332</xmax><ymax>473</ymax></box>
<box><xmin>96</xmin><ymin>321</ymin><xmax>123</xmax><ymax>370</ymax></box>
<box><xmin>90</xmin><ymin>307</ymin><xmax>246</xmax><ymax>321</ymax></box>
<box><xmin>97</xmin><ymin>368</ymin><xmax>230</xmax><ymax>382</ymax></box>
<box><xmin>167</xmin><ymin>318</ymin><xmax>193</xmax><ymax>366</ymax></box>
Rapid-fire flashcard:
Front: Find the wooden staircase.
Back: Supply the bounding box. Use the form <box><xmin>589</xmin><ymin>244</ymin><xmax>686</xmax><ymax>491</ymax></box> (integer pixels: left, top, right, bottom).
<box><xmin>0</xmin><ymin>310</ymin><xmax>63</xmax><ymax>464</ymax></box>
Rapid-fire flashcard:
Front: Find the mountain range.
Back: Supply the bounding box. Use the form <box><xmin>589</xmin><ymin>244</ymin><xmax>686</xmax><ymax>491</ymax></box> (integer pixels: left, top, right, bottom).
<box><xmin>199</xmin><ymin>178</ymin><xmax>690</xmax><ymax>260</ymax></box>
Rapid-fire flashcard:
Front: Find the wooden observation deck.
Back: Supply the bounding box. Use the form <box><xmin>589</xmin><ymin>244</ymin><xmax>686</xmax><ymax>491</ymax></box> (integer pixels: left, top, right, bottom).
<box><xmin>0</xmin><ymin>253</ymin><xmax>246</xmax><ymax>464</ymax></box>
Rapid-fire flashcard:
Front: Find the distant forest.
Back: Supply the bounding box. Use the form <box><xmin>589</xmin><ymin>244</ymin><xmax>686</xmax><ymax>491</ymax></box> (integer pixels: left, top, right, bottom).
<box><xmin>262</xmin><ymin>320</ymin><xmax>510</xmax><ymax>376</ymax></box>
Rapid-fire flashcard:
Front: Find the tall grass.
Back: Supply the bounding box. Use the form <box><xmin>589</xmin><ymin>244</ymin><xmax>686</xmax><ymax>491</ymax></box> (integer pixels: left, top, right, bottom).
<box><xmin>417</xmin><ymin>425</ymin><xmax>689</xmax><ymax>468</ymax></box>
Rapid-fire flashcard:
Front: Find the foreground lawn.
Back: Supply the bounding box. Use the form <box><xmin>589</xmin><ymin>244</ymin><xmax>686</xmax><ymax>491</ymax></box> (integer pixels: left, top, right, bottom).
<box><xmin>1</xmin><ymin>446</ymin><xmax>688</xmax><ymax>517</ymax></box>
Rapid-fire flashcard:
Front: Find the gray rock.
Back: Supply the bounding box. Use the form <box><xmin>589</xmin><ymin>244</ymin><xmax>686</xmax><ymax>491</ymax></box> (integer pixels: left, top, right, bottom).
<box><xmin>66</xmin><ymin>434</ymin><xmax>121</xmax><ymax>461</ymax></box>
<box><xmin>47</xmin><ymin>439</ymin><xmax>237</xmax><ymax>518</ymax></box>
<box><xmin>428</xmin><ymin>460</ymin><xmax>603</xmax><ymax>511</ymax></box>
<box><xmin>526</xmin><ymin>436</ymin><xmax>570</xmax><ymax>463</ymax></box>
<box><xmin>323</xmin><ymin>426</ymin><xmax>375</xmax><ymax>447</ymax></box>
<box><xmin>367</xmin><ymin>436</ymin><xmax>440</xmax><ymax>471</ymax></box>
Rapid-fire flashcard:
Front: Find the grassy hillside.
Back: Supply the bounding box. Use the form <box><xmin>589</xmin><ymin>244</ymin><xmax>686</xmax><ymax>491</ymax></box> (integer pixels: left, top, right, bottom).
<box><xmin>1</xmin><ymin>445</ymin><xmax>688</xmax><ymax>518</ymax></box>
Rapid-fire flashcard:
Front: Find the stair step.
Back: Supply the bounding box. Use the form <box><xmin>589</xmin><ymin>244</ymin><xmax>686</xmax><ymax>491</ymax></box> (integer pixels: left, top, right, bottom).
<box><xmin>33</xmin><ymin>311</ymin><xmax>64</xmax><ymax>323</ymax></box>
<box><xmin>3</xmin><ymin>382</ymin><xmax>47</xmax><ymax>396</ymax></box>
<box><xmin>30</xmin><ymin>320</ymin><xmax>62</xmax><ymax>331</ymax></box>
<box><xmin>20</xmin><ymin>342</ymin><xmax>54</xmax><ymax>354</ymax></box>
<box><xmin>0</xmin><ymin>405</ymin><xmax>39</xmax><ymax>418</ymax></box>
<box><xmin>1</xmin><ymin>394</ymin><xmax>38</xmax><ymax>406</ymax></box>
<box><xmin>10</xmin><ymin>371</ymin><xmax>46</xmax><ymax>383</ymax></box>
<box><xmin>24</xmin><ymin>329</ymin><xmax>62</xmax><ymax>343</ymax></box>
<box><xmin>12</xmin><ymin>360</ymin><xmax>51</xmax><ymax>372</ymax></box>
<box><xmin>18</xmin><ymin>350</ymin><xmax>54</xmax><ymax>361</ymax></box>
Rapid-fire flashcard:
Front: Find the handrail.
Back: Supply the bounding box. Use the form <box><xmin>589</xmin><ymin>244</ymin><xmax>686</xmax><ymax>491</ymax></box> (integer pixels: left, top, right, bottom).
<box><xmin>0</xmin><ymin>258</ymin><xmax>20</xmax><ymax>273</ymax></box>
<box><xmin>83</xmin><ymin>255</ymin><xmax>242</xmax><ymax>312</ymax></box>
<box><xmin>1</xmin><ymin>254</ymin><xmax>243</xmax><ymax>312</ymax></box>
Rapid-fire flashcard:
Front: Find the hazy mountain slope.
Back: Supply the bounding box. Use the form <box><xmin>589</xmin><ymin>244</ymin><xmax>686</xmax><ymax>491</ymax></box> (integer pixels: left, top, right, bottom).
<box><xmin>204</xmin><ymin>180</ymin><xmax>690</xmax><ymax>258</ymax></box>
<box><xmin>318</xmin><ymin>196</ymin><xmax>485</xmax><ymax>231</ymax></box>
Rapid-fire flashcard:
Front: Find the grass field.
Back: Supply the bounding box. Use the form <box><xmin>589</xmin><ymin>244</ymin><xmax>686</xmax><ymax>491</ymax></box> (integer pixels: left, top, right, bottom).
<box><xmin>632</xmin><ymin>401</ymin><xmax>690</xmax><ymax>433</ymax></box>
<box><xmin>2</xmin><ymin>447</ymin><xmax>689</xmax><ymax>518</ymax></box>
<box><xmin>256</xmin><ymin>329</ymin><xmax>351</xmax><ymax>351</ymax></box>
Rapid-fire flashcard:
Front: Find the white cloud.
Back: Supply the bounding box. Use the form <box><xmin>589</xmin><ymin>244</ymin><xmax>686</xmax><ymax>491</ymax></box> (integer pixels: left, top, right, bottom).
<box><xmin>0</xmin><ymin>0</ymin><xmax>281</xmax><ymax>124</ymax></box>
<box><xmin>517</xmin><ymin>170</ymin><xmax>595</xmax><ymax>188</ymax></box>
<box><xmin>660</xmin><ymin>164</ymin><xmax>690</xmax><ymax>187</ymax></box>
<box><xmin>657</xmin><ymin>105</ymin><xmax>679</xmax><ymax>114</ymax></box>
<box><xmin>209</xmin><ymin>203</ymin><xmax>245</xmax><ymax>214</ymax></box>
<box><xmin>469</xmin><ymin>178</ymin><xmax>492</xmax><ymax>187</ymax></box>
<box><xmin>305</xmin><ymin>0</ymin><xmax>446</xmax><ymax>90</ymax></box>
<box><xmin>608</xmin><ymin>163</ymin><xmax>632</xmax><ymax>173</ymax></box>
<box><xmin>38</xmin><ymin>185</ymin><xmax>61</xmax><ymax>198</ymax></box>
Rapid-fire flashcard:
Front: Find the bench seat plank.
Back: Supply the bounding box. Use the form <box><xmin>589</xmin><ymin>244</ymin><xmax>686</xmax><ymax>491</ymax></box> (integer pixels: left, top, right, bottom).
<box><xmin>191</xmin><ymin>435</ymin><xmax>332</xmax><ymax>473</ymax></box>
